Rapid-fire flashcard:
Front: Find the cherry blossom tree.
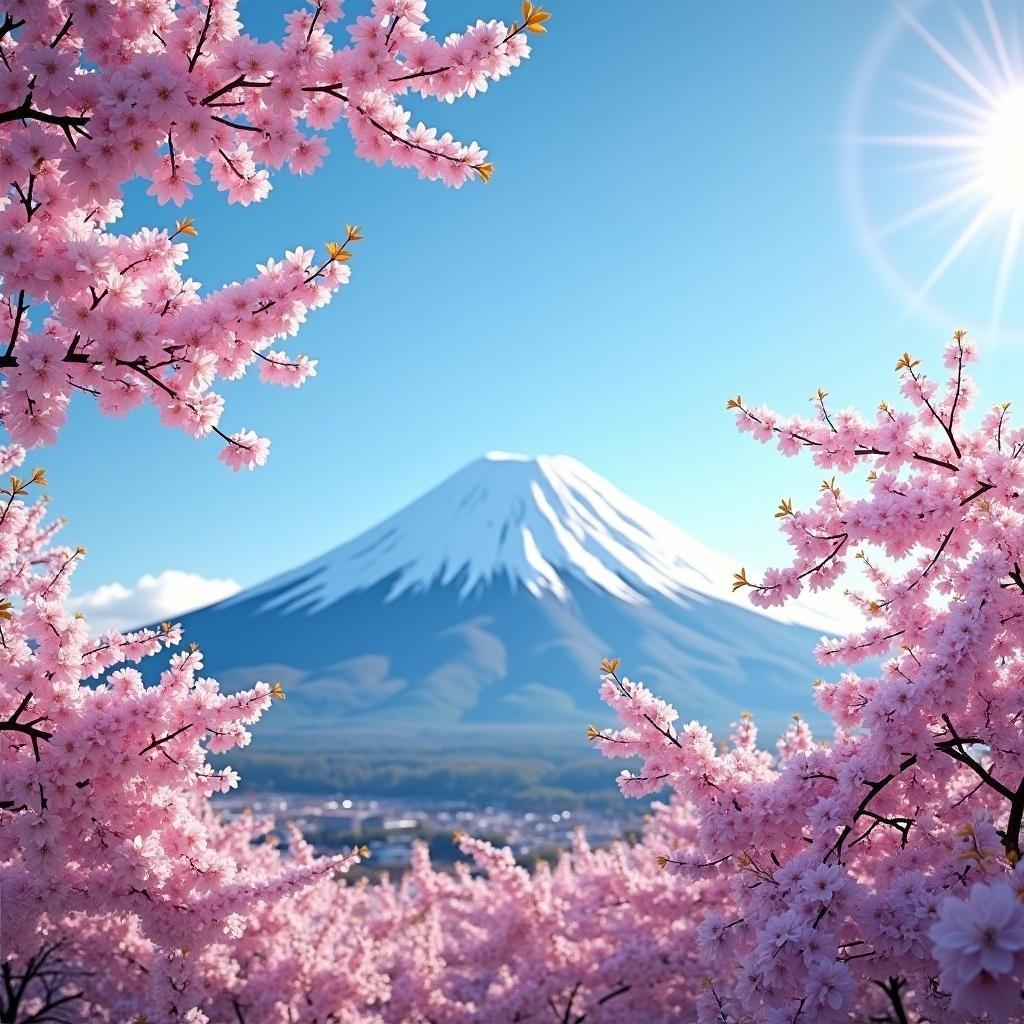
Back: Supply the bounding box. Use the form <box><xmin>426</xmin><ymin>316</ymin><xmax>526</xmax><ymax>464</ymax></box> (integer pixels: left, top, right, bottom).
<box><xmin>365</xmin><ymin>806</ymin><xmax>715</xmax><ymax>1023</ymax></box>
<box><xmin>0</xmin><ymin>444</ymin><xmax>706</xmax><ymax>1022</ymax></box>
<box><xmin>0</xmin><ymin>0</ymin><xmax>548</xmax><ymax>468</ymax></box>
<box><xmin>0</xmin><ymin>441</ymin><xmax>376</xmax><ymax>1021</ymax></box>
<box><xmin>593</xmin><ymin>333</ymin><xmax>1024</xmax><ymax>1023</ymax></box>
<box><xmin>9</xmin><ymin>789</ymin><xmax>713</xmax><ymax>1022</ymax></box>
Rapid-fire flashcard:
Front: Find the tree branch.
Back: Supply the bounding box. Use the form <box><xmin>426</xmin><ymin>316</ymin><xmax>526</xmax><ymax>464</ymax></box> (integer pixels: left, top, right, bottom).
<box><xmin>0</xmin><ymin>692</ymin><xmax>53</xmax><ymax>761</ymax></box>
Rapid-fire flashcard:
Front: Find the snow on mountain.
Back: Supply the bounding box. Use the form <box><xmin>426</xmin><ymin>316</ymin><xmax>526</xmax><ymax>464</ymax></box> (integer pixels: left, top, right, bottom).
<box><xmin>229</xmin><ymin>452</ymin><xmax>854</xmax><ymax>634</ymax></box>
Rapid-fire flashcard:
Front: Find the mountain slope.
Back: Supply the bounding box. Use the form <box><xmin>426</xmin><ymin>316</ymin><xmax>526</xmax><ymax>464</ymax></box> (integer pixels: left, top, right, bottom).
<box><xmin>177</xmin><ymin>454</ymin><xmax>849</xmax><ymax>798</ymax></box>
<box><xmin>220</xmin><ymin>452</ymin><xmax>845</xmax><ymax>630</ymax></box>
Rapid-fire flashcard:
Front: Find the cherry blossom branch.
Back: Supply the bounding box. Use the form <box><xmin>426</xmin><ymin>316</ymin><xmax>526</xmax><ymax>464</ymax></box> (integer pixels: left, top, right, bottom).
<box><xmin>946</xmin><ymin>330</ymin><xmax>967</xmax><ymax>435</ymax></box>
<box><xmin>0</xmin><ymin>942</ymin><xmax>86</xmax><ymax>1024</ymax></box>
<box><xmin>114</xmin><ymin>359</ymin><xmax>249</xmax><ymax>450</ymax></box>
<box><xmin>382</xmin><ymin>4</ymin><xmax>548</xmax><ymax>84</ymax></box>
<box><xmin>200</xmin><ymin>76</ymin><xmax>273</xmax><ymax>106</ymax></box>
<box><xmin>1004</xmin><ymin>778</ymin><xmax>1024</xmax><ymax>860</ymax></box>
<box><xmin>0</xmin><ymin>14</ymin><xmax>25</xmax><ymax>43</ymax></box>
<box><xmin>960</xmin><ymin>481</ymin><xmax>994</xmax><ymax>505</ymax></box>
<box><xmin>306</xmin><ymin>2</ymin><xmax>324</xmax><ymax>43</ymax></box>
<box><xmin>936</xmin><ymin>716</ymin><xmax>1014</xmax><ymax>801</ymax></box>
<box><xmin>828</xmin><ymin>754</ymin><xmax>919</xmax><ymax>864</ymax></box>
<box><xmin>0</xmin><ymin>289</ymin><xmax>27</xmax><ymax>367</ymax></box>
<box><xmin>187</xmin><ymin>1</ymin><xmax>214</xmax><ymax>73</ymax></box>
<box><xmin>139</xmin><ymin>723</ymin><xmax>194</xmax><ymax>756</ymax></box>
<box><xmin>49</xmin><ymin>14</ymin><xmax>74</xmax><ymax>49</ymax></box>
<box><xmin>383</xmin><ymin>12</ymin><xmax>402</xmax><ymax>48</ymax></box>
<box><xmin>872</xmin><ymin>976</ymin><xmax>909</xmax><ymax>1024</ymax></box>
<box><xmin>730</xmin><ymin>401</ymin><xmax>961</xmax><ymax>473</ymax></box>
<box><xmin>595</xmin><ymin>983</ymin><xmax>632</xmax><ymax>1007</ymax></box>
<box><xmin>903</xmin><ymin>358</ymin><xmax>962</xmax><ymax>460</ymax></box>
<box><xmin>0</xmin><ymin>97</ymin><xmax>90</xmax><ymax>133</ymax></box>
<box><xmin>0</xmin><ymin>1</ymin><xmax>546</xmax><ymax>464</ymax></box>
<box><xmin>0</xmin><ymin>691</ymin><xmax>53</xmax><ymax>760</ymax></box>
<box><xmin>1007</xmin><ymin>563</ymin><xmax>1024</xmax><ymax>597</ymax></box>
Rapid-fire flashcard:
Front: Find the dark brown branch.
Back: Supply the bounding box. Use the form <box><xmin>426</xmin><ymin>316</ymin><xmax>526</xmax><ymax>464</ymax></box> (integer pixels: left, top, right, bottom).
<box><xmin>383</xmin><ymin>11</ymin><xmax>402</xmax><ymax>47</ymax></box>
<box><xmin>1009</xmin><ymin>563</ymin><xmax>1024</xmax><ymax>598</ymax></box>
<box><xmin>937</xmin><ymin>715</ymin><xmax>1014</xmax><ymax>800</ymax></box>
<box><xmin>139</xmin><ymin>723</ymin><xmax>193</xmax><ymax>756</ymax></box>
<box><xmin>1004</xmin><ymin>776</ymin><xmax>1024</xmax><ymax>859</ymax></box>
<box><xmin>390</xmin><ymin>64</ymin><xmax>449</xmax><ymax>83</ymax></box>
<box><xmin>0</xmin><ymin>692</ymin><xmax>52</xmax><ymax>761</ymax></box>
<box><xmin>252</xmin><ymin>349</ymin><xmax>302</xmax><ymax>369</ymax></box>
<box><xmin>0</xmin><ymin>97</ymin><xmax>90</xmax><ymax>132</ymax></box>
<box><xmin>734</xmin><ymin>404</ymin><xmax>961</xmax><ymax>473</ymax></box>
<box><xmin>906</xmin><ymin>527</ymin><xmax>954</xmax><ymax>595</ymax></box>
<box><xmin>947</xmin><ymin>334</ymin><xmax>966</xmax><ymax>435</ymax></box>
<box><xmin>907</xmin><ymin>363</ymin><xmax>962</xmax><ymax>459</ymax></box>
<box><xmin>0</xmin><ymin>940</ymin><xmax>85</xmax><ymax>1024</ymax></box>
<box><xmin>827</xmin><ymin>754</ymin><xmax>917</xmax><ymax>864</ymax></box>
<box><xmin>187</xmin><ymin>1</ymin><xmax>214</xmax><ymax>72</ymax></box>
<box><xmin>114</xmin><ymin>358</ymin><xmax>247</xmax><ymax>449</ymax></box>
<box><xmin>0</xmin><ymin>14</ymin><xmax>25</xmax><ymax>44</ymax></box>
<box><xmin>306</xmin><ymin>2</ymin><xmax>323</xmax><ymax>42</ymax></box>
<box><xmin>0</xmin><ymin>290</ymin><xmax>27</xmax><ymax>367</ymax></box>
<box><xmin>49</xmin><ymin>14</ymin><xmax>73</xmax><ymax>48</ymax></box>
<box><xmin>872</xmin><ymin>976</ymin><xmax>909</xmax><ymax>1024</ymax></box>
<box><xmin>594</xmin><ymin>983</ymin><xmax>631</xmax><ymax>1010</ymax></box>
<box><xmin>211</xmin><ymin>114</ymin><xmax>262</xmax><ymax>133</ymax></box>
<box><xmin>201</xmin><ymin>76</ymin><xmax>272</xmax><ymax>106</ymax></box>
<box><xmin>961</xmin><ymin>481</ymin><xmax>995</xmax><ymax>506</ymax></box>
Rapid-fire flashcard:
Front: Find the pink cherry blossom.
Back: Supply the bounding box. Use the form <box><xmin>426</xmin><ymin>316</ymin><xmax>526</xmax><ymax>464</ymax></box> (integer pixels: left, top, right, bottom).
<box><xmin>0</xmin><ymin>446</ymin><xmax>365</xmax><ymax>1021</ymax></box>
<box><xmin>594</xmin><ymin>333</ymin><xmax>1024</xmax><ymax>1022</ymax></box>
<box><xmin>0</xmin><ymin>1</ymin><xmax>548</xmax><ymax>467</ymax></box>
<box><xmin>218</xmin><ymin>428</ymin><xmax>270</xmax><ymax>471</ymax></box>
<box><xmin>931</xmin><ymin>882</ymin><xmax>1024</xmax><ymax>1020</ymax></box>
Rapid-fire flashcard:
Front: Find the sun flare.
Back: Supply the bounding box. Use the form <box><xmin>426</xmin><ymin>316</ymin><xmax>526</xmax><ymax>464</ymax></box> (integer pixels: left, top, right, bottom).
<box><xmin>980</xmin><ymin>85</ymin><xmax>1024</xmax><ymax>211</ymax></box>
<box><xmin>849</xmin><ymin>1</ymin><xmax>1024</xmax><ymax>335</ymax></box>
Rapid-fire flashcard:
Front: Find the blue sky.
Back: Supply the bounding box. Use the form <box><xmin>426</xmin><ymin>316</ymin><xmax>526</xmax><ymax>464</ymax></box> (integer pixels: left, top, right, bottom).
<box><xmin>38</xmin><ymin>1</ymin><xmax>1024</xmax><ymax>598</ymax></box>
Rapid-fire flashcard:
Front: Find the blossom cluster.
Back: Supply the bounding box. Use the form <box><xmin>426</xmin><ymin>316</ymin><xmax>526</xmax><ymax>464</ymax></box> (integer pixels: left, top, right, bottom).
<box><xmin>0</xmin><ymin>0</ymin><xmax>545</xmax><ymax>465</ymax></box>
<box><xmin>0</xmin><ymin>444</ymin><xmax>706</xmax><ymax>1023</ymax></box>
<box><xmin>0</xmin><ymin>446</ymin><xmax>711</xmax><ymax>1023</ymax></box>
<box><xmin>9</xmin><ymin>797</ymin><xmax>717</xmax><ymax>1023</ymax></box>
<box><xmin>593</xmin><ymin>335</ymin><xmax>1024</xmax><ymax>1022</ymax></box>
<box><xmin>0</xmin><ymin>445</ymin><xmax>365</xmax><ymax>1021</ymax></box>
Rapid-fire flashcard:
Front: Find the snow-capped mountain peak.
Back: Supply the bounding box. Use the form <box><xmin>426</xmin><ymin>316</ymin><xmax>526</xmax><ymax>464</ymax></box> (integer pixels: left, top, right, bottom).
<box><xmin>233</xmin><ymin>453</ymin><xmax>853</xmax><ymax>632</ymax></box>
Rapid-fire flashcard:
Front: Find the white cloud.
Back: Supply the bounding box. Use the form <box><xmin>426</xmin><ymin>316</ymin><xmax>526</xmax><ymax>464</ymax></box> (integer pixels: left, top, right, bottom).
<box><xmin>71</xmin><ymin>570</ymin><xmax>241</xmax><ymax>633</ymax></box>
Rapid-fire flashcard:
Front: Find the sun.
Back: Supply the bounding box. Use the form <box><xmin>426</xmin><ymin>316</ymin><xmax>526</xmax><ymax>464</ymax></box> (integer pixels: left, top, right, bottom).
<box><xmin>847</xmin><ymin>1</ymin><xmax>1024</xmax><ymax>337</ymax></box>
<box><xmin>980</xmin><ymin>85</ymin><xmax>1024</xmax><ymax>211</ymax></box>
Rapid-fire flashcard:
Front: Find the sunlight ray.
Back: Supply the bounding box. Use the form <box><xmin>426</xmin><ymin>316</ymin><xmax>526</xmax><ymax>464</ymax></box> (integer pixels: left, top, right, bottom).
<box><xmin>992</xmin><ymin>208</ymin><xmax>1023</xmax><ymax>327</ymax></box>
<box><xmin>982</xmin><ymin>0</ymin><xmax>1017</xmax><ymax>83</ymax></box>
<box><xmin>896</xmin><ymin>4</ymin><xmax>999</xmax><ymax>105</ymax></box>
<box><xmin>892</xmin><ymin>100</ymin><xmax>983</xmax><ymax>132</ymax></box>
<box><xmin>955</xmin><ymin>10</ymin><xmax>1005</xmax><ymax>90</ymax></box>
<box><xmin>889</xmin><ymin>151</ymin><xmax>982</xmax><ymax>174</ymax></box>
<box><xmin>851</xmin><ymin>2</ymin><xmax>1024</xmax><ymax>336</ymax></box>
<box><xmin>852</xmin><ymin>133</ymin><xmax>981</xmax><ymax>149</ymax></box>
<box><xmin>903</xmin><ymin>75</ymin><xmax>992</xmax><ymax>119</ymax></box>
<box><xmin>911</xmin><ymin>200</ymin><xmax>998</xmax><ymax>306</ymax></box>
<box><xmin>876</xmin><ymin>179</ymin><xmax>986</xmax><ymax>238</ymax></box>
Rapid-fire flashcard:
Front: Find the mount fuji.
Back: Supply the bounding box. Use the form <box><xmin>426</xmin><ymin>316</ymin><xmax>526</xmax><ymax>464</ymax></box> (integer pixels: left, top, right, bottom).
<box><xmin>177</xmin><ymin>454</ymin><xmax>850</xmax><ymax>802</ymax></box>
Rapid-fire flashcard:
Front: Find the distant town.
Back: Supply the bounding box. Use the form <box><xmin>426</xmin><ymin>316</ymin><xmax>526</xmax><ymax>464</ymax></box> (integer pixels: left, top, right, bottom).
<box><xmin>215</xmin><ymin>792</ymin><xmax>645</xmax><ymax>873</ymax></box>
